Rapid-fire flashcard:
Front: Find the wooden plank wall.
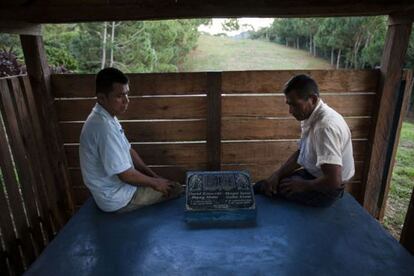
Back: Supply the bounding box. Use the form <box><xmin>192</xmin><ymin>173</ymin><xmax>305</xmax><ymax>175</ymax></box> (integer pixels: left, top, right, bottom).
<box><xmin>0</xmin><ymin>76</ymin><xmax>64</xmax><ymax>275</ymax></box>
<box><xmin>52</xmin><ymin>70</ymin><xmax>379</xmax><ymax>208</ymax></box>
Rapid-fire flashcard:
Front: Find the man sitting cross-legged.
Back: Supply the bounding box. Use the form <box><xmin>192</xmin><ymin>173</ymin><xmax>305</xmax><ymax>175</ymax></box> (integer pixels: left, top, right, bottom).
<box><xmin>254</xmin><ymin>74</ymin><xmax>355</xmax><ymax>207</ymax></box>
<box><xmin>79</xmin><ymin>67</ymin><xmax>182</xmax><ymax>213</ymax></box>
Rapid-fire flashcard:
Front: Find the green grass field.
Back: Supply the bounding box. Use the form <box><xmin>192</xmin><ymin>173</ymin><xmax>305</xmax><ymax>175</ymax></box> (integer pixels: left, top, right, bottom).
<box><xmin>384</xmin><ymin>121</ymin><xmax>414</xmax><ymax>239</ymax></box>
<box><xmin>180</xmin><ymin>35</ymin><xmax>333</xmax><ymax>71</ymax></box>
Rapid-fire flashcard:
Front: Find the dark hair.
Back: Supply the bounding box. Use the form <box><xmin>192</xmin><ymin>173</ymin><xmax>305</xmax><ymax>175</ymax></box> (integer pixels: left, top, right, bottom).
<box><xmin>96</xmin><ymin>67</ymin><xmax>128</xmax><ymax>96</ymax></box>
<box><xmin>283</xmin><ymin>74</ymin><xmax>319</xmax><ymax>99</ymax></box>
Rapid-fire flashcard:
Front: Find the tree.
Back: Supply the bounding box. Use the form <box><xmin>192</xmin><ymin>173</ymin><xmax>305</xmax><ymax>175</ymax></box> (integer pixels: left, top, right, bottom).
<box><xmin>360</xmin><ymin>17</ymin><xmax>387</xmax><ymax>68</ymax></box>
<box><xmin>222</xmin><ymin>19</ymin><xmax>240</xmax><ymax>32</ymax></box>
<box><xmin>0</xmin><ymin>33</ymin><xmax>23</xmax><ymax>60</ymax></box>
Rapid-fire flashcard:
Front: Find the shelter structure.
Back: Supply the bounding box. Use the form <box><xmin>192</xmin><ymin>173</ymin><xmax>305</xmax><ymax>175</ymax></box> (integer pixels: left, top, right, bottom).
<box><xmin>0</xmin><ymin>1</ymin><xmax>414</xmax><ymax>274</ymax></box>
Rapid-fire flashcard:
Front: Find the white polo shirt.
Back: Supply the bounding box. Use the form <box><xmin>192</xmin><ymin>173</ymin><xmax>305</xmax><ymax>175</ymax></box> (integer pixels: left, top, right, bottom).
<box><xmin>79</xmin><ymin>103</ymin><xmax>136</xmax><ymax>212</ymax></box>
<box><xmin>297</xmin><ymin>99</ymin><xmax>355</xmax><ymax>181</ymax></box>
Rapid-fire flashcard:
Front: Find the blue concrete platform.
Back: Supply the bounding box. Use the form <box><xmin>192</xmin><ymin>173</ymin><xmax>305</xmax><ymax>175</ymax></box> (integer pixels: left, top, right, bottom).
<box><xmin>26</xmin><ymin>193</ymin><xmax>414</xmax><ymax>276</ymax></box>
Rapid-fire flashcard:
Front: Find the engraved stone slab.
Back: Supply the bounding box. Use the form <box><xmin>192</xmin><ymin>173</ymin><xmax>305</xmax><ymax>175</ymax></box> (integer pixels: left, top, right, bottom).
<box><xmin>185</xmin><ymin>171</ymin><xmax>256</xmax><ymax>226</ymax></box>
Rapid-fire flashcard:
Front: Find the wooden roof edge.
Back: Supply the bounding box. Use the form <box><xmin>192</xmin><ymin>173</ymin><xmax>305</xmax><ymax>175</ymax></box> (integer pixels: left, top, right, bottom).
<box><xmin>0</xmin><ymin>21</ymin><xmax>42</xmax><ymax>35</ymax></box>
<box><xmin>0</xmin><ymin>2</ymin><xmax>413</xmax><ymax>24</ymax></box>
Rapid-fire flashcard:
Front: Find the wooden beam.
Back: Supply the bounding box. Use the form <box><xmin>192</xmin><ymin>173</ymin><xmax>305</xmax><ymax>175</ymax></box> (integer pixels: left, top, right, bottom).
<box><xmin>20</xmin><ymin>35</ymin><xmax>75</xmax><ymax>223</ymax></box>
<box><xmin>378</xmin><ymin>70</ymin><xmax>413</xmax><ymax>220</ymax></box>
<box><xmin>0</xmin><ymin>0</ymin><xmax>29</xmax><ymax>6</ymax></box>
<box><xmin>363</xmin><ymin>15</ymin><xmax>413</xmax><ymax>219</ymax></box>
<box><xmin>0</xmin><ymin>1</ymin><xmax>412</xmax><ymax>23</ymax></box>
<box><xmin>389</xmin><ymin>9</ymin><xmax>414</xmax><ymax>24</ymax></box>
<box><xmin>400</xmin><ymin>187</ymin><xmax>414</xmax><ymax>255</ymax></box>
<box><xmin>0</xmin><ymin>21</ymin><xmax>41</xmax><ymax>35</ymax></box>
<box><xmin>206</xmin><ymin>72</ymin><xmax>221</xmax><ymax>171</ymax></box>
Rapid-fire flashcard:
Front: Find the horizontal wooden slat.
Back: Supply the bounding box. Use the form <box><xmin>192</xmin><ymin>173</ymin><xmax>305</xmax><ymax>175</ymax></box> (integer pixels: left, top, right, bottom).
<box><xmin>69</xmin><ymin>164</ymin><xmax>207</xmax><ymax>188</ymax></box>
<box><xmin>51</xmin><ymin>73</ymin><xmax>207</xmax><ymax>98</ymax></box>
<box><xmin>73</xmin><ymin>162</ymin><xmax>364</xmax><ymax>206</ymax></box>
<box><xmin>222</xmin><ymin>94</ymin><xmax>375</xmax><ymax>117</ymax></box>
<box><xmin>71</xmin><ymin>161</ymin><xmax>364</xmax><ymax>206</ymax></box>
<box><xmin>221</xmin><ymin>161</ymin><xmax>364</xmax><ymax>182</ymax></box>
<box><xmin>222</xmin><ymin>163</ymin><xmax>364</xmax><ymax>202</ymax></box>
<box><xmin>65</xmin><ymin>143</ymin><xmax>207</xmax><ymax>167</ymax></box>
<box><xmin>222</xmin><ymin>140</ymin><xmax>368</xmax><ymax>164</ymax></box>
<box><xmin>60</xmin><ymin>120</ymin><xmax>206</xmax><ymax>143</ymax></box>
<box><xmin>52</xmin><ymin>70</ymin><xmax>378</xmax><ymax>98</ymax></box>
<box><xmin>55</xmin><ymin>97</ymin><xmax>207</xmax><ymax>121</ymax></box>
<box><xmin>65</xmin><ymin>140</ymin><xmax>367</xmax><ymax>169</ymax></box>
<box><xmin>222</xmin><ymin>117</ymin><xmax>372</xmax><ymax>140</ymax></box>
<box><xmin>72</xmin><ymin>181</ymin><xmax>363</xmax><ymax>206</ymax></box>
<box><xmin>69</xmin><ymin>160</ymin><xmax>364</xmax><ymax>186</ymax></box>
<box><xmin>222</xmin><ymin>70</ymin><xmax>379</xmax><ymax>93</ymax></box>
<box><xmin>60</xmin><ymin>116</ymin><xmax>371</xmax><ymax>143</ymax></box>
<box><xmin>70</xmin><ymin>164</ymin><xmax>207</xmax><ymax>205</ymax></box>
<box><xmin>56</xmin><ymin>94</ymin><xmax>373</xmax><ymax>122</ymax></box>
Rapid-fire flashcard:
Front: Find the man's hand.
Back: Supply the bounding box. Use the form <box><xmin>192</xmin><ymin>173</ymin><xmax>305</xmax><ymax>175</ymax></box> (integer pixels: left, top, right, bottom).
<box><xmin>279</xmin><ymin>178</ymin><xmax>309</xmax><ymax>197</ymax></box>
<box><xmin>151</xmin><ymin>178</ymin><xmax>174</xmax><ymax>197</ymax></box>
<box><xmin>264</xmin><ymin>173</ymin><xmax>281</xmax><ymax>196</ymax></box>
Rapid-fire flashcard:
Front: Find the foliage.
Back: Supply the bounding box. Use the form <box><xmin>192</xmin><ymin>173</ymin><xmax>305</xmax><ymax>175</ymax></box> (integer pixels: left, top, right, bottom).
<box><xmin>222</xmin><ymin>19</ymin><xmax>240</xmax><ymax>32</ymax></box>
<box><xmin>69</xmin><ymin>23</ymin><xmax>104</xmax><ymax>72</ymax></box>
<box><xmin>0</xmin><ymin>33</ymin><xmax>22</xmax><ymax>58</ymax></box>
<box><xmin>43</xmin><ymin>24</ymin><xmax>79</xmax><ymax>70</ymax></box>
<box><xmin>0</xmin><ymin>50</ymin><xmax>25</xmax><ymax>77</ymax></box>
<box><xmin>0</xmin><ymin>19</ymin><xmax>210</xmax><ymax>74</ymax></box>
<box><xmin>249</xmin><ymin>16</ymin><xmax>414</xmax><ymax>70</ymax></box>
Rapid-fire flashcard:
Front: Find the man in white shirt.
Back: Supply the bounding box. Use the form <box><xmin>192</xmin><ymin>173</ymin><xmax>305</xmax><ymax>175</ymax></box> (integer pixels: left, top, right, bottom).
<box><xmin>79</xmin><ymin>67</ymin><xmax>182</xmax><ymax>213</ymax></box>
<box><xmin>254</xmin><ymin>74</ymin><xmax>355</xmax><ymax>207</ymax></box>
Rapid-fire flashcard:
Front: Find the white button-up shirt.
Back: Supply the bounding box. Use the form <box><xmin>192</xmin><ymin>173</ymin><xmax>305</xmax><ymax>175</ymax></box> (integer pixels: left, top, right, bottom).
<box><xmin>297</xmin><ymin>99</ymin><xmax>355</xmax><ymax>181</ymax></box>
<box><xmin>79</xmin><ymin>103</ymin><xmax>136</xmax><ymax>212</ymax></box>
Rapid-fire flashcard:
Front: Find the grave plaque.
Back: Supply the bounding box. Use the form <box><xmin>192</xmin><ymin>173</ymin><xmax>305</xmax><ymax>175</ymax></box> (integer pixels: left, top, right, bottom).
<box><xmin>185</xmin><ymin>171</ymin><xmax>256</xmax><ymax>226</ymax></box>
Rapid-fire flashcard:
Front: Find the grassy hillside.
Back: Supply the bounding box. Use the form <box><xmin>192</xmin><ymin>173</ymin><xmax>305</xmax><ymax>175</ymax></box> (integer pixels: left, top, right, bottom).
<box><xmin>180</xmin><ymin>34</ymin><xmax>332</xmax><ymax>71</ymax></box>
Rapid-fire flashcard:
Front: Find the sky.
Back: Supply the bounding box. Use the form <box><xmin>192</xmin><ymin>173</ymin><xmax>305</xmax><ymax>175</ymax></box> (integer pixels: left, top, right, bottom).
<box><xmin>198</xmin><ymin>18</ymin><xmax>274</xmax><ymax>36</ymax></box>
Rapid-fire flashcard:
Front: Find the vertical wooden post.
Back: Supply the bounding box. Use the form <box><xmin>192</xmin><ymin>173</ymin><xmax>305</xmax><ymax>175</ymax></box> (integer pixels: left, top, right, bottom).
<box><xmin>363</xmin><ymin>15</ymin><xmax>413</xmax><ymax>218</ymax></box>
<box><xmin>401</xmin><ymin>187</ymin><xmax>414</xmax><ymax>254</ymax></box>
<box><xmin>378</xmin><ymin>70</ymin><xmax>413</xmax><ymax>220</ymax></box>
<box><xmin>206</xmin><ymin>72</ymin><xmax>222</xmax><ymax>171</ymax></box>
<box><xmin>20</xmin><ymin>35</ymin><xmax>75</xmax><ymax>223</ymax></box>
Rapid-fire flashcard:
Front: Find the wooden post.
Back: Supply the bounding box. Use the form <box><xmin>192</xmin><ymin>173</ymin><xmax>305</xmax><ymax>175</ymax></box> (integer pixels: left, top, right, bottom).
<box><xmin>378</xmin><ymin>70</ymin><xmax>413</xmax><ymax>220</ymax></box>
<box><xmin>363</xmin><ymin>15</ymin><xmax>413</xmax><ymax>218</ymax></box>
<box><xmin>20</xmin><ymin>35</ymin><xmax>75</xmax><ymax>223</ymax></box>
<box><xmin>401</xmin><ymin>187</ymin><xmax>414</xmax><ymax>254</ymax></box>
<box><xmin>206</xmin><ymin>72</ymin><xmax>222</xmax><ymax>171</ymax></box>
